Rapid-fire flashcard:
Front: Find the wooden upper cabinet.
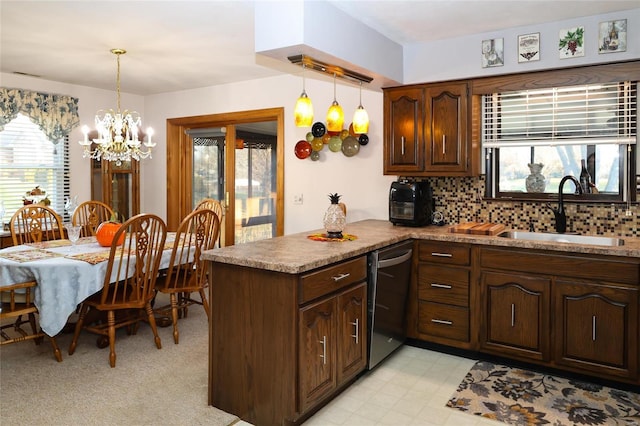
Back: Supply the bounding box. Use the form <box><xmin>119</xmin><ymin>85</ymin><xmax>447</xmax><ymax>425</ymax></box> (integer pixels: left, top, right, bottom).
<box><xmin>384</xmin><ymin>81</ymin><xmax>478</xmax><ymax>177</ymax></box>
<box><xmin>383</xmin><ymin>87</ymin><xmax>425</xmax><ymax>174</ymax></box>
<box><xmin>425</xmin><ymin>82</ymin><xmax>469</xmax><ymax>174</ymax></box>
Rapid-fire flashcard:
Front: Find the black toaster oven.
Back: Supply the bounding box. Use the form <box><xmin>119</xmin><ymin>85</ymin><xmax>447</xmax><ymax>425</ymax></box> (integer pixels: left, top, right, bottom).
<box><xmin>389</xmin><ymin>179</ymin><xmax>434</xmax><ymax>227</ymax></box>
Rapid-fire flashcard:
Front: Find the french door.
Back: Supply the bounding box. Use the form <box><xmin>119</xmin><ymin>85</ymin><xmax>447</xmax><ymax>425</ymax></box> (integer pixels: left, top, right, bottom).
<box><xmin>166</xmin><ymin>108</ymin><xmax>284</xmax><ymax>246</ymax></box>
<box><xmin>190</xmin><ymin>124</ymin><xmax>277</xmax><ymax>245</ymax></box>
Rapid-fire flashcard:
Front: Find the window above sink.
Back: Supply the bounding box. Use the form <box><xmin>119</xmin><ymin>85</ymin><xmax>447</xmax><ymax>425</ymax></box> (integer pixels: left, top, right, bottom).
<box><xmin>482</xmin><ymin>80</ymin><xmax>637</xmax><ymax>204</ymax></box>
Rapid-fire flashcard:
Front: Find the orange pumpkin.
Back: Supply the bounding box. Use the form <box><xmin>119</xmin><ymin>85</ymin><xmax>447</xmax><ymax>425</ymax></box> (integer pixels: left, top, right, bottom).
<box><xmin>96</xmin><ymin>221</ymin><xmax>125</xmax><ymax>247</ymax></box>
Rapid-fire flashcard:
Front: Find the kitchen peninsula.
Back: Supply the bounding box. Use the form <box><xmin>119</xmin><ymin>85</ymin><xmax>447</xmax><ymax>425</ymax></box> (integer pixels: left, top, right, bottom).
<box><xmin>204</xmin><ymin>219</ymin><xmax>640</xmax><ymax>425</ymax></box>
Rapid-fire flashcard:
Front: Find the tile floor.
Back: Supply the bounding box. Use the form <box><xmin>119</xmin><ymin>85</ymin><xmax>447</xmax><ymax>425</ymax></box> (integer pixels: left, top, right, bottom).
<box><xmin>233</xmin><ymin>345</ymin><xmax>507</xmax><ymax>426</ymax></box>
<box><xmin>302</xmin><ymin>346</ymin><xmax>503</xmax><ymax>426</ymax></box>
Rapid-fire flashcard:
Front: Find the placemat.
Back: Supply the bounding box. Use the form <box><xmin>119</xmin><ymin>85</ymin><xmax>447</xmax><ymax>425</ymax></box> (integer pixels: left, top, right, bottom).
<box><xmin>307</xmin><ymin>233</ymin><xmax>357</xmax><ymax>242</ymax></box>
<box><xmin>0</xmin><ymin>249</ymin><xmax>64</xmax><ymax>263</ymax></box>
<box><xmin>27</xmin><ymin>237</ymin><xmax>95</xmax><ymax>249</ymax></box>
<box><xmin>67</xmin><ymin>248</ymin><xmax>123</xmax><ymax>265</ymax></box>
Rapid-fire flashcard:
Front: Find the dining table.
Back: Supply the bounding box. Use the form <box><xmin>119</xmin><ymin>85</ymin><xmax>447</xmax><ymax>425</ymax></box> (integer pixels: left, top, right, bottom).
<box><xmin>0</xmin><ymin>232</ymin><xmax>180</xmax><ymax>337</ymax></box>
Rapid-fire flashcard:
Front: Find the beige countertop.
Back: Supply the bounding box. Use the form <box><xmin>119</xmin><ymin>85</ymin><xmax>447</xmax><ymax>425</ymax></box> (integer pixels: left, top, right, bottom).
<box><xmin>202</xmin><ymin>219</ymin><xmax>640</xmax><ymax>274</ymax></box>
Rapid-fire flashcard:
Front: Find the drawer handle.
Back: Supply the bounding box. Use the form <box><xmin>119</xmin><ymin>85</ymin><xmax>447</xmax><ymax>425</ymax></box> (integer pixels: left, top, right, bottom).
<box><xmin>332</xmin><ymin>273</ymin><xmax>350</xmax><ymax>282</ymax></box>
<box><xmin>431</xmin><ymin>283</ymin><xmax>452</xmax><ymax>289</ymax></box>
<box><xmin>431</xmin><ymin>252</ymin><xmax>453</xmax><ymax>258</ymax></box>
<box><xmin>431</xmin><ymin>319</ymin><xmax>453</xmax><ymax>325</ymax></box>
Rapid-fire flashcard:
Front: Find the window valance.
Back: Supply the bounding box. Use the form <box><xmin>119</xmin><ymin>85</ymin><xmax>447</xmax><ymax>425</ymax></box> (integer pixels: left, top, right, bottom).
<box><xmin>0</xmin><ymin>87</ymin><xmax>79</xmax><ymax>143</ymax></box>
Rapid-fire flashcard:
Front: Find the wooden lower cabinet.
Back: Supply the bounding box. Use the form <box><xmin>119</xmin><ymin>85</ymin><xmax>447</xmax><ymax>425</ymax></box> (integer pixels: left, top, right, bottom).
<box><xmin>554</xmin><ymin>279</ymin><xmax>638</xmax><ymax>381</ymax></box>
<box><xmin>299</xmin><ymin>283</ymin><xmax>367</xmax><ymax>413</ymax></box>
<box><xmin>412</xmin><ymin>241</ymin><xmax>473</xmax><ymax>349</ymax></box>
<box><xmin>478</xmin><ymin>247</ymin><xmax>639</xmax><ymax>384</ymax></box>
<box><xmin>480</xmin><ymin>271</ymin><xmax>550</xmax><ymax>362</ymax></box>
<box><xmin>209</xmin><ymin>256</ymin><xmax>367</xmax><ymax>426</ymax></box>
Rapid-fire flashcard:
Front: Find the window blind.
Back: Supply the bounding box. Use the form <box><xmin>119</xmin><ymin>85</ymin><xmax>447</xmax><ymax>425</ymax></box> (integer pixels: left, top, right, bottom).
<box><xmin>482</xmin><ymin>81</ymin><xmax>637</xmax><ymax>148</ymax></box>
<box><xmin>0</xmin><ymin>113</ymin><xmax>70</xmax><ymax>222</ymax></box>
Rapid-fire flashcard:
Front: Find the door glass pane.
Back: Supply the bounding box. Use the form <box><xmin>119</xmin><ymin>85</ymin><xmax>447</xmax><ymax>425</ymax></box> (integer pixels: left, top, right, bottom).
<box><xmin>192</xmin><ymin>135</ymin><xmax>224</xmax><ymax>207</ymax></box>
<box><xmin>111</xmin><ymin>172</ymin><xmax>132</xmax><ymax>220</ymax></box>
<box><xmin>234</xmin><ymin>125</ymin><xmax>276</xmax><ymax>244</ymax></box>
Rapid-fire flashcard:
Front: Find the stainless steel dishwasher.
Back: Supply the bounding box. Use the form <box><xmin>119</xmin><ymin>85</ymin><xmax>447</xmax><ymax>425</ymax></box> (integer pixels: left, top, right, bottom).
<box><xmin>367</xmin><ymin>240</ymin><xmax>414</xmax><ymax>369</ymax></box>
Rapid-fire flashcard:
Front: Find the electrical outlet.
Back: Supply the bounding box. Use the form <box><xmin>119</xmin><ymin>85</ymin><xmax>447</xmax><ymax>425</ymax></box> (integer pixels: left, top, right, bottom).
<box><xmin>293</xmin><ymin>193</ymin><xmax>303</xmax><ymax>205</ymax></box>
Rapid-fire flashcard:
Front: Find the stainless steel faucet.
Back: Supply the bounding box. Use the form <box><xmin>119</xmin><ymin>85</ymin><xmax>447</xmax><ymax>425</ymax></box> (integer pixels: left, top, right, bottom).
<box><xmin>547</xmin><ymin>175</ymin><xmax>583</xmax><ymax>234</ymax></box>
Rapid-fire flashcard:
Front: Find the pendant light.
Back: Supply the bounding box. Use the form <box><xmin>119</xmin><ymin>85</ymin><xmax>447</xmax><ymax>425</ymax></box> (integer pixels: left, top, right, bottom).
<box><xmin>294</xmin><ymin>64</ymin><xmax>313</xmax><ymax>127</ymax></box>
<box><xmin>326</xmin><ymin>74</ymin><xmax>344</xmax><ymax>132</ymax></box>
<box><xmin>352</xmin><ymin>81</ymin><xmax>369</xmax><ymax>133</ymax></box>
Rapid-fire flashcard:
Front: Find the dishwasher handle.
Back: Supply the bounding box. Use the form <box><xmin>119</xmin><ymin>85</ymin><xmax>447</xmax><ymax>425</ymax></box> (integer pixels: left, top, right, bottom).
<box><xmin>377</xmin><ymin>249</ymin><xmax>413</xmax><ymax>269</ymax></box>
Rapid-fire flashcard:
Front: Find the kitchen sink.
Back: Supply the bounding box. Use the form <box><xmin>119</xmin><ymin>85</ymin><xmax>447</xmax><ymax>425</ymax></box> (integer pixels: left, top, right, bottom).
<box><xmin>497</xmin><ymin>231</ymin><xmax>625</xmax><ymax>246</ymax></box>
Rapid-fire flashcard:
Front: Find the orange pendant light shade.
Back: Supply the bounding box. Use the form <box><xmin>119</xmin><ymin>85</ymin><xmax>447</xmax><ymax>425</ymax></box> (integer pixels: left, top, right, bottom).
<box><xmin>352</xmin><ymin>82</ymin><xmax>369</xmax><ymax>133</ymax></box>
<box><xmin>326</xmin><ymin>101</ymin><xmax>344</xmax><ymax>132</ymax></box>
<box><xmin>352</xmin><ymin>106</ymin><xmax>369</xmax><ymax>133</ymax></box>
<box><xmin>294</xmin><ymin>91</ymin><xmax>313</xmax><ymax>127</ymax></box>
<box><xmin>294</xmin><ymin>64</ymin><xmax>314</xmax><ymax>127</ymax></box>
<box><xmin>326</xmin><ymin>74</ymin><xmax>344</xmax><ymax>132</ymax></box>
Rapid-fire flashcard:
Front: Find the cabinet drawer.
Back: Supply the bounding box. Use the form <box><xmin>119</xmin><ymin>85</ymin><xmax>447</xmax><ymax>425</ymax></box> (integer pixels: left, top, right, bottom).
<box><xmin>418</xmin><ymin>241</ymin><xmax>470</xmax><ymax>265</ymax></box>
<box><xmin>418</xmin><ymin>301</ymin><xmax>469</xmax><ymax>342</ymax></box>
<box><xmin>418</xmin><ymin>264</ymin><xmax>469</xmax><ymax>306</ymax></box>
<box><xmin>299</xmin><ymin>256</ymin><xmax>367</xmax><ymax>304</ymax></box>
<box><xmin>480</xmin><ymin>248</ymin><xmax>640</xmax><ymax>285</ymax></box>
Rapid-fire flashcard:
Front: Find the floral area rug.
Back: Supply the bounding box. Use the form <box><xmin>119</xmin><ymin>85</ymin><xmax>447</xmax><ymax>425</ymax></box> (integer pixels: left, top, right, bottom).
<box><xmin>447</xmin><ymin>361</ymin><xmax>640</xmax><ymax>425</ymax></box>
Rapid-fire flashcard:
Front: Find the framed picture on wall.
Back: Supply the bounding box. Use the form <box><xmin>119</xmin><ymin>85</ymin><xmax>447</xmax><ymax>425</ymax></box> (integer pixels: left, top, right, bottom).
<box><xmin>559</xmin><ymin>26</ymin><xmax>584</xmax><ymax>58</ymax></box>
<box><xmin>599</xmin><ymin>19</ymin><xmax>627</xmax><ymax>53</ymax></box>
<box><xmin>518</xmin><ymin>33</ymin><xmax>540</xmax><ymax>62</ymax></box>
<box><xmin>482</xmin><ymin>38</ymin><xmax>504</xmax><ymax>68</ymax></box>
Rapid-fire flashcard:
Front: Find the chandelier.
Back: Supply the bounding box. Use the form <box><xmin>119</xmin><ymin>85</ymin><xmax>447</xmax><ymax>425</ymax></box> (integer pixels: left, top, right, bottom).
<box><xmin>79</xmin><ymin>48</ymin><xmax>154</xmax><ymax>165</ymax></box>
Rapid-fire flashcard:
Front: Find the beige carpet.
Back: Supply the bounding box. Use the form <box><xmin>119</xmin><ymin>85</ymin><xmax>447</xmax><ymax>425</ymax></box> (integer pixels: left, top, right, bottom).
<box><xmin>0</xmin><ymin>294</ymin><xmax>239</xmax><ymax>426</ymax></box>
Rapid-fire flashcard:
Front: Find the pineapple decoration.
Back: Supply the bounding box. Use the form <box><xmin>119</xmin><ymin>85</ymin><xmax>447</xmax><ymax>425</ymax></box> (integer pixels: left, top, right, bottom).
<box><xmin>323</xmin><ymin>193</ymin><xmax>346</xmax><ymax>239</ymax></box>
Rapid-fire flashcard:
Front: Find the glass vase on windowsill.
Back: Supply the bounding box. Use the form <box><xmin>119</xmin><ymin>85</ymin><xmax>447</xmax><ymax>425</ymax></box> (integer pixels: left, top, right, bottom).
<box><xmin>323</xmin><ymin>193</ymin><xmax>346</xmax><ymax>239</ymax></box>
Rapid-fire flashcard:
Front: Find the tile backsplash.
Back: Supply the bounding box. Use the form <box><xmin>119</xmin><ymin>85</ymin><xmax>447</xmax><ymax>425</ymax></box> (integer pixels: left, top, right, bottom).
<box><xmin>427</xmin><ymin>176</ymin><xmax>639</xmax><ymax>238</ymax></box>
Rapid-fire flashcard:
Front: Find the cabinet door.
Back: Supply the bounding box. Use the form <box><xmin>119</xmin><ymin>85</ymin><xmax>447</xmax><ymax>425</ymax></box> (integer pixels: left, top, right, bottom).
<box><xmin>337</xmin><ymin>283</ymin><xmax>367</xmax><ymax>384</ymax></box>
<box><xmin>299</xmin><ymin>297</ymin><xmax>336</xmax><ymax>412</ymax></box>
<box><xmin>383</xmin><ymin>88</ymin><xmax>424</xmax><ymax>174</ymax></box>
<box><xmin>92</xmin><ymin>158</ymin><xmax>140</xmax><ymax>220</ymax></box>
<box><xmin>554</xmin><ymin>280</ymin><xmax>638</xmax><ymax>381</ymax></box>
<box><xmin>480</xmin><ymin>271</ymin><xmax>550</xmax><ymax>361</ymax></box>
<box><xmin>424</xmin><ymin>82</ymin><xmax>469</xmax><ymax>174</ymax></box>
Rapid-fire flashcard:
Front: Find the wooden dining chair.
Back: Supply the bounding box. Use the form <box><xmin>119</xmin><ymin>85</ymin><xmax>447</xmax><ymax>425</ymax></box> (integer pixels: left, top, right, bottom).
<box><xmin>68</xmin><ymin>213</ymin><xmax>167</xmax><ymax>368</ymax></box>
<box><xmin>154</xmin><ymin>208</ymin><xmax>220</xmax><ymax>344</ymax></box>
<box><xmin>194</xmin><ymin>198</ymin><xmax>223</xmax><ymax>247</ymax></box>
<box><xmin>1</xmin><ymin>280</ymin><xmax>63</xmax><ymax>362</ymax></box>
<box><xmin>10</xmin><ymin>204</ymin><xmax>64</xmax><ymax>245</ymax></box>
<box><xmin>72</xmin><ymin>200</ymin><xmax>115</xmax><ymax>237</ymax></box>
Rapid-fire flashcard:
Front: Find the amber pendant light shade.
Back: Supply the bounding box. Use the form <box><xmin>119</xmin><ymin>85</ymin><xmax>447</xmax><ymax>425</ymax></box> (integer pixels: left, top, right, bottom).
<box><xmin>352</xmin><ymin>82</ymin><xmax>369</xmax><ymax>133</ymax></box>
<box><xmin>294</xmin><ymin>92</ymin><xmax>313</xmax><ymax>127</ymax></box>
<box><xmin>326</xmin><ymin>74</ymin><xmax>344</xmax><ymax>132</ymax></box>
<box><xmin>294</xmin><ymin>65</ymin><xmax>314</xmax><ymax>127</ymax></box>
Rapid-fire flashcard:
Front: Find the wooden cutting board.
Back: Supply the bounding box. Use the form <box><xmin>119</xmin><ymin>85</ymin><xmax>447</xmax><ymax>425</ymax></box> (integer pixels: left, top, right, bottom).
<box><xmin>448</xmin><ymin>222</ymin><xmax>505</xmax><ymax>236</ymax></box>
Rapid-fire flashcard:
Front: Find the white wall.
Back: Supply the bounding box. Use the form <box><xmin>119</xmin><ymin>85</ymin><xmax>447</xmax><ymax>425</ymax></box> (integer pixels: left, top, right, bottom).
<box><xmin>404</xmin><ymin>8</ymin><xmax>640</xmax><ymax>84</ymax></box>
<box><xmin>145</xmin><ymin>74</ymin><xmax>392</xmax><ymax>235</ymax></box>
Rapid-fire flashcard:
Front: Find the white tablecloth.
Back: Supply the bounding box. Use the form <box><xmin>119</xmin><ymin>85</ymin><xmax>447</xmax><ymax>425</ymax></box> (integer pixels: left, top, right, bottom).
<box><xmin>0</xmin><ymin>234</ymin><xmax>177</xmax><ymax>336</ymax></box>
